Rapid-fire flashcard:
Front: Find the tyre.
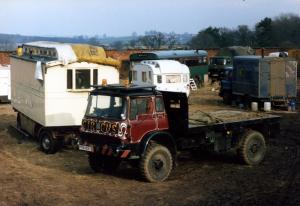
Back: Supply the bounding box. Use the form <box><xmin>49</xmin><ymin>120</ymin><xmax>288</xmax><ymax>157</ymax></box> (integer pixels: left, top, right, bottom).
<box><xmin>139</xmin><ymin>143</ymin><xmax>173</xmax><ymax>182</ymax></box>
<box><xmin>39</xmin><ymin>130</ymin><xmax>60</xmax><ymax>154</ymax></box>
<box><xmin>88</xmin><ymin>153</ymin><xmax>104</xmax><ymax>172</ymax></box>
<box><xmin>88</xmin><ymin>153</ymin><xmax>120</xmax><ymax>173</ymax></box>
<box><xmin>237</xmin><ymin>130</ymin><xmax>266</xmax><ymax>165</ymax></box>
<box><xmin>223</xmin><ymin>91</ymin><xmax>232</xmax><ymax>105</ymax></box>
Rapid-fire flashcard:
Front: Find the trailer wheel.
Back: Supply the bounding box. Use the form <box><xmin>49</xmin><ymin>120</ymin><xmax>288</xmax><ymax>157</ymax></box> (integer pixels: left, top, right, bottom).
<box><xmin>139</xmin><ymin>143</ymin><xmax>173</xmax><ymax>182</ymax></box>
<box><xmin>88</xmin><ymin>153</ymin><xmax>120</xmax><ymax>173</ymax></box>
<box><xmin>237</xmin><ymin>130</ymin><xmax>266</xmax><ymax>165</ymax></box>
<box><xmin>39</xmin><ymin>130</ymin><xmax>60</xmax><ymax>154</ymax></box>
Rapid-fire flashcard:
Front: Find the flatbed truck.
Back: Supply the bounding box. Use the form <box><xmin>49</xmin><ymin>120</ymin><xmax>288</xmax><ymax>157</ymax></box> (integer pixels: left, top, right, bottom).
<box><xmin>78</xmin><ymin>84</ymin><xmax>280</xmax><ymax>182</ymax></box>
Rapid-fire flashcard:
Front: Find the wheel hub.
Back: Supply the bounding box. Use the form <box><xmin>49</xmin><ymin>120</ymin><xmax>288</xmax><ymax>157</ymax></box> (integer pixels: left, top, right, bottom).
<box><xmin>250</xmin><ymin>144</ymin><xmax>259</xmax><ymax>153</ymax></box>
<box><xmin>42</xmin><ymin>137</ymin><xmax>51</xmax><ymax>149</ymax></box>
<box><xmin>152</xmin><ymin>159</ymin><xmax>164</xmax><ymax>170</ymax></box>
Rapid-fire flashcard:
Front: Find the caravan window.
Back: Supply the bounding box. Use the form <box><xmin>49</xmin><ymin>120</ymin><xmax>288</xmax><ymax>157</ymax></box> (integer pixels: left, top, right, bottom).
<box><xmin>67</xmin><ymin>69</ymin><xmax>96</xmax><ymax>90</ymax></box>
<box><xmin>157</xmin><ymin>75</ymin><xmax>162</xmax><ymax>83</ymax></box>
<box><xmin>148</xmin><ymin>71</ymin><xmax>152</xmax><ymax>81</ymax></box>
<box><xmin>67</xmin><ymin>70</ymin><xmax>73</xmax><ymax>89</ymax></box>
<box><xmin>142</xmin><ymin>72</ymin><xmax>147</xmax><ymax>82</ymax></box>
<box><xmin>166</xmin><ymin>75</ymin><xmax>181</xmax><ymax>83</ymax></box>
<box><xmin>93</xmin><ymin>69</ymin><xmax>98</xmax><ymax>85</ymax></box>
<box><xmin>183</xmin><ymin>74</ymin><xmax>188</xmax><ymax>83</ymax></box>
<box><xmin>132</xmin><ymin>70</ymin><xmax>137</xmax><ymax>81</ymax></box>
<box><xmin>76</xmin><ymin>70</ymin><xmax>90</xmax><ymax>89</ymax></box>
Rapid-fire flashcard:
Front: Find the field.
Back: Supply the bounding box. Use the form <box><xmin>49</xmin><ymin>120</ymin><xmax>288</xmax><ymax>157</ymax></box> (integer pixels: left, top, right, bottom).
<box><xmin>0</xmin><ymin>85</ymin><xmax>299</xmax><ymax>206</ymax></box>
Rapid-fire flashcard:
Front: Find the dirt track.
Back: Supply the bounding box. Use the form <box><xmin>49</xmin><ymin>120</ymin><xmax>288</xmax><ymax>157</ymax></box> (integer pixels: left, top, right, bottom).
<box><xmin>0</xmin><ymin>86</ymin><xmax>299</xmax><ymax>206</ymax></box>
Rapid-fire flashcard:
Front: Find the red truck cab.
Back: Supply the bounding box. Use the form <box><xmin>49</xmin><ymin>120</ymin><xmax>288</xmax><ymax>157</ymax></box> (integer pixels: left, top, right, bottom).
<box><xmin>79</xmin><ymin>85</ymin><xmax>176</xmax><ymax>182</ymax></box>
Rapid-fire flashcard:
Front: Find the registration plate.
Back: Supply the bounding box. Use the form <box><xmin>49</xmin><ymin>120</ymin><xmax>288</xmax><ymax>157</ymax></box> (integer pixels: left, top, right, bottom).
<box><xmin>79</xmin><ymin>144</ymin><xmax>94</xmax><ymax>152</ymax></box>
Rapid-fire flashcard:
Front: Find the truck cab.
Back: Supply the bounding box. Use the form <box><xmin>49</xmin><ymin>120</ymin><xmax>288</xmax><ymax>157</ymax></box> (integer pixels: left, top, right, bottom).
<box><xmin>208</xmin><ymin>56</ymin><xmax>232</xmax><ymax>81</ymax></box>
<box><xmin>79</xmin><ymin>84</ymin><xmax>178</xmax><ymax>182</ymax></box>
<box><xmin>219</xmin><ymin>66</ymin><xmax>233</xmax><ymax>104</ymax></box>
<box><xmin>80</xmin><ymin>84</ymin><xmax>169</xmax><ymax>144</ymax></box>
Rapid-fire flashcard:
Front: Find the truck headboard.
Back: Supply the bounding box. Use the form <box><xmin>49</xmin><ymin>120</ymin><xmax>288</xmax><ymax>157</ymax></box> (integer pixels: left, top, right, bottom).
<box><xmin>161</xmin><ymin>91</ymin><xmax>189</xmax><ymax>137</ymax></box>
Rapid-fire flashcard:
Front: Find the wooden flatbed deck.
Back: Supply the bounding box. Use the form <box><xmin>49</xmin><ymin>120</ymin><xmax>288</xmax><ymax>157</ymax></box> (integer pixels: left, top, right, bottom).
<box><xmin>188</xmin><ymin>110</ymin><xmax>280</xmax><ymax>128</ymax></box>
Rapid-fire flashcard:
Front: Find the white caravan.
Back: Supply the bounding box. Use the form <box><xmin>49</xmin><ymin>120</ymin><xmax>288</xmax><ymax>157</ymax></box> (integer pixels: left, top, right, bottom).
<box><xmin>0</xmin><ymin>65</ymin><xmax>10</xmax><ymax>102</ymax></box>
<box><xmin>11</xmin><ymin>41</ymin><xmax>119</xmax><ymax>153</ymax></box>
<box><xmin>131</xmin><ymin>60</ymin><xmax>190</xmax><ymax>96</ymax></box>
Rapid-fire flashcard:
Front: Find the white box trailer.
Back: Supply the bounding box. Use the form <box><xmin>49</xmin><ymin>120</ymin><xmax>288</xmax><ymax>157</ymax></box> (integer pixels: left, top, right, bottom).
<box><xmin>131</xmin><ymin>60</ymin><xmax>190</xmax><ymax>96</ymax></box>
<box><xmin>0</xmin><ymin>65</ymin><xmax>10</xmax><ymax>102</ymax></box>
<box><xmin>11</xmin><ymin>42</ymin><xmax>119</xmax><ymax>153</ymax></box>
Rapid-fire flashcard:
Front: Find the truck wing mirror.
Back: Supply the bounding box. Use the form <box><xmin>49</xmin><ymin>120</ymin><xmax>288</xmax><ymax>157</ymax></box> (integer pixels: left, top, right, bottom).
<box><xmin>121</xmin><ymin>113</ymin><xmax>126</xmax><ymax>120</ymax></box>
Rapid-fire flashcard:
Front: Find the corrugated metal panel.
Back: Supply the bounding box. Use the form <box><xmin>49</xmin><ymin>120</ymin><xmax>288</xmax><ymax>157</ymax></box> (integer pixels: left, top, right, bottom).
<box><xmin>285</xmin><ymin>60</ymin><xmax>297</xmax><ymax>97</ymax></box>
<box><xmin>259</xmin><ymin>61</ymin><xmax>269</xmax><ymax>98</ymax></box>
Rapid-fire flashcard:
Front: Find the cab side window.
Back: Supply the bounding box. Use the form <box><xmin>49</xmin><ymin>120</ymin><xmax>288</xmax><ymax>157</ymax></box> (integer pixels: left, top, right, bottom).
<box><xmin>130</xmin><ymin>97</ymin><xmax>153</xmax><ymax>120</ymax></box>
<box><xmin>155</xmin><ymin>96</ymin><xmax>165</xmax><ymax>112</ymax></box>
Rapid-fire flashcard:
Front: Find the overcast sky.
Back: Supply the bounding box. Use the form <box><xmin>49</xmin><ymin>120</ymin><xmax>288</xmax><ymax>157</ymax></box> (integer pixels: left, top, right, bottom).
<box><xmin>0</xmin><ymin>0</ymin><xmax>300</xmax><ymax>37</ymax></box>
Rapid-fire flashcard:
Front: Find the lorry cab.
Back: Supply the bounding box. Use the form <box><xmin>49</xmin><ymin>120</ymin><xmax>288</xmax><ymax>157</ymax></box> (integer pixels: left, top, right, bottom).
<box><xmin>80</xmin><ymin>84</ymin><xmax>190</xmax><ymax>182</ymax></box>
<box><xmin>208</xmin><ymin>56</ymin><xmax>232</xmax><ymax>81</ymax></box>
<box><xmin>80</xmin><ymin>85</ymin><xmax>170</xmax><ymax>147</ymax></box>
<box><xmin>219</xmin><ymin>66</ymin><xmax>233</xmax><ymax>104</ymax></box>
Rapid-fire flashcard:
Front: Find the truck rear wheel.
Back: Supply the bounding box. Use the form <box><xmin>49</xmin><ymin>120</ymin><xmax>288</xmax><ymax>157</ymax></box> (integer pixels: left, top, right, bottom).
<box><xmin>39</xmin><ymin>130</ymin><xmax>60</xmax><ymax>154</ymax></box>
<box><xmin>237</xmin><ymin>130</ymin><xmax>266</xmax><ymax>165</ymax></box>
<box><xmin>139</xmin><ymin>143</ymin><xmax>173</xmax><ymax>182</ymax></box>
<box><xmin>88</xmin><ymin>153</ymin><xmax>120</xmax><ymax>173</ymax></box>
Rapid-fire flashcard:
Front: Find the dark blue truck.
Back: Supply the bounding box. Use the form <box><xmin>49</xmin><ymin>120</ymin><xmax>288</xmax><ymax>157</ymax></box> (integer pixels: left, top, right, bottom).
<box><xmin>220</xmin><ymin>56</ymin><xmax>298</xmax><ymax>108</ymax></box>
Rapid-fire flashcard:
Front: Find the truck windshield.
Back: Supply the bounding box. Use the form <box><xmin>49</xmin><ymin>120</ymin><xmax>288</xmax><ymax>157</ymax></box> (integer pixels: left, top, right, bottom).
<box><xmin>86</xmin><ymin>94</ymin><xmax>127</xmax><ymax>120</ymax></box>
<box><xmin>210</xmin><ymin>58</ymin><xmax>228</xmax><ymax>65</ymax></box>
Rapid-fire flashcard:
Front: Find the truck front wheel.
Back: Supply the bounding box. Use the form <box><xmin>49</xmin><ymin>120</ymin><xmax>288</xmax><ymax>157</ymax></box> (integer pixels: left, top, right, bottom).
<box><xmin>139</xmin><ymin>143</ymin><xmax>173</xmax><ymax>182</ymax></box>
<box><xmin>237</xmin><ymin>130</ymin><xmax>266</xmax><ymax>165</ymax></box>
<box><xmin>39</xmin><ymin>130</ymin><xmax>60</xmax><ymax>154</ymax></box>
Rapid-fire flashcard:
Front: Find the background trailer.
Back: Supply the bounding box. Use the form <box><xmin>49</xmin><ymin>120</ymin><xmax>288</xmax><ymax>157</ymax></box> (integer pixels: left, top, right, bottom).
<box><xmin>11</xmin><ymin>41</ymin><xmax>120</xmax><ymax>153</ymax></box>
<box><xmin>232</xmin><ymin>56</ymin><xmax>297</xmax><ymax>106</ymax></box>
<box><xmin>0</xmin><ymin>65</ymin><xmax>10</xmax><ymax>102</ymax></box>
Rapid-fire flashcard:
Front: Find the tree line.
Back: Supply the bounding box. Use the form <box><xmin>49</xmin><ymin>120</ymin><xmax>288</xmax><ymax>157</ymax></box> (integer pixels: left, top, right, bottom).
<box><xmin>0</xmin><ymin>13</ymin><xmax>299</xmax><ymax>51</ymax></box>
<box><xmin>189</xmin><ymin>13</ymin><xmax>300</xmax><ymax>49</ymax></box>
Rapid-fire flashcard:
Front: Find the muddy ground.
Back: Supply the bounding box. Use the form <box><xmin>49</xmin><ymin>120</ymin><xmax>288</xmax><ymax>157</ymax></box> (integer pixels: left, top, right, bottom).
<box><xmin>0</xmin><ymin>85</ymin><xmax>299</xmax><ymax>206</ymax></box>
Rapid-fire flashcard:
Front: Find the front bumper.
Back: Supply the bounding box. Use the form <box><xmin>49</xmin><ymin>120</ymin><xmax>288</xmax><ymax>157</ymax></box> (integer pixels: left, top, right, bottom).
<box><xmin>78</xmin><ymin>140</ymin><xmax>138</xmax><ymax>159</ymax></box>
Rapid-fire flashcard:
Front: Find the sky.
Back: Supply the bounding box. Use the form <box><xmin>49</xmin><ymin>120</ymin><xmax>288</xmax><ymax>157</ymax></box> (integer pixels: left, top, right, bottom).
<box><xmin>0</xmin><ymin>0</ymin><xmax>300</xmax><ymax>37</ymax></box>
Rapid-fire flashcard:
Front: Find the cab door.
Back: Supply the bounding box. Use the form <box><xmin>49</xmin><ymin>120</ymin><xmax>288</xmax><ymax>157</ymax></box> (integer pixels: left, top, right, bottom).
<box><xmin>155</xmin><ymin>95</ymin><xmax>169</xmax><ymax>130</ymax></box>
<box><xmin>129</xmin><ymin>96</ymin><xmax>157</xmax><ymax>143</ymax></box>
